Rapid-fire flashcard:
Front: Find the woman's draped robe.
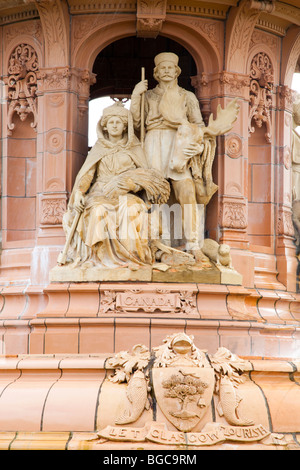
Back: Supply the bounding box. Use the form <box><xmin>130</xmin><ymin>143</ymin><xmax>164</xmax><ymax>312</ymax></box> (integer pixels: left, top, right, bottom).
<box><xmin>63</xmin><ymin>132</ymin><xmax>156</xmax><ymax>269</ymax></box>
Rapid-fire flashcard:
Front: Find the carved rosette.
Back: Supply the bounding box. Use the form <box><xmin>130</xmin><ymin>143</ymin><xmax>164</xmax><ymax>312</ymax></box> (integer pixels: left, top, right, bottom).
<box><xmin>37</xmin><ymin>66</ymin><xmax>96</xmax><ymax>115</ymax></box>
<box><xmin>7</xmin><ymin>43</ymin><xmax>39</xmax><ymax>135</ymax></box>
<box><xmin>225</xmin><ymin>134</ymin><xmax>243</xmax><ymax>159</ymax></box>
<box><xmin>249</xmin><ymin>52</ymin><xmax>274</xmax><ymax>143</ymax></box>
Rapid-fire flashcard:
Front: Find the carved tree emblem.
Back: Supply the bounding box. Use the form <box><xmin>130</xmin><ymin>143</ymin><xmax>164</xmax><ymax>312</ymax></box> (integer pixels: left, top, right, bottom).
<box><xmin>163</xmin><ymin>370</ymin><xmax>209</xmax><ymax>418</ymax></box>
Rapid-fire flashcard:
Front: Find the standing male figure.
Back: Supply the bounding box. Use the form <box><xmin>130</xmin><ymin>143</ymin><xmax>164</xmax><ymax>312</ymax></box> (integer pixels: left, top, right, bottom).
<box><xmin>130</xmin><ymin>52</ymin><xmax>207</xmax><ymax>263</ymax></box>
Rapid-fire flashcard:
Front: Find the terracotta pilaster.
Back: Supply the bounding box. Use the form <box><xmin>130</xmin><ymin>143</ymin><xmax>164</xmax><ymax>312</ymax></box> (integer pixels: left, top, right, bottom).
<box><xmin>192</xmin><ymin>71</ymin><xmax>254</xmax><ymax>286</ymax></box>
<box><xmin>35</xmin><ymin>66</ymin><xmax>95</xmax><ymax>246</ymax></box>
<box><xmin>275</xmin><ymin>85</ymin><xmax>298</xmax><ymax>291</ymax></box>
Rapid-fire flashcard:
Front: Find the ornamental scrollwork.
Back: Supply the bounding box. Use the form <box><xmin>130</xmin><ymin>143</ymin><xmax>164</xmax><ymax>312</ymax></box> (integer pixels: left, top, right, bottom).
<box><xmin>249</xmin><ymin>52</ymin><xmax>274</xmax><ymax>143</ymax></box>
<box><xmin>7</xmin><ymin>43</ymin><xmax>39</xmax><ymax>135</ymax></box>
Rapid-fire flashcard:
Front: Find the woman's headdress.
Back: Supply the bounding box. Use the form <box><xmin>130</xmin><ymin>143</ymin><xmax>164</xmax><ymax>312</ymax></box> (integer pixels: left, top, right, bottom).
<box><xmin>96</xmin><ymin>101</ymin><xmax>135</xmax><ymax>147</ymax></box>
<box><xmin>100</xmin><ymin>101</ymin><xmax>129</xmax><ymax>126</ymax></box>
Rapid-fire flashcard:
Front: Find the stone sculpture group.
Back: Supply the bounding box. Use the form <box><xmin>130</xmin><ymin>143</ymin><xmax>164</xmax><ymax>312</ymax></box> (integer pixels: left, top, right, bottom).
<box><xmin>54</xmin><ymin>52</ymin><xmax>240</xmax><ymax>280</ymax></box>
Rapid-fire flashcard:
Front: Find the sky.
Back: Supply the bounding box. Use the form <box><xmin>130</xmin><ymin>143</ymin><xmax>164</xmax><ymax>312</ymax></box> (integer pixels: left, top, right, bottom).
<box><xmin>88</xmin><ymin>73</ymin><xmax>300</xmax><ymax>146</ymax></box>
<box><xmin>88</xmin><ymin>97</ymin><xmax>130</xmax><ymax>147</ymax></box>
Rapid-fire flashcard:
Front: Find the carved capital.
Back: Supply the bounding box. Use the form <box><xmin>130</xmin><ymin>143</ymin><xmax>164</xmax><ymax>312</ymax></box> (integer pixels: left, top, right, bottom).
<box><xmin>191</xmin><ymin>72</ymin><xmax>250</xmax><ymax>101</ymax></box>
<box><xmin>136</xmin><ymin>0</ymin><xmax>167</xmax><ymax>38</ymax></box>
<box><xmin>77</xmin><ymin>69</ymin><xmax>97</xmax><ymax>116</ymax></box>
<box><xmin>219</xmin><ymin>71</ymin><xmax>250</xmax><ymax>97</ymax></box>
<box><xmin>37</xmin><ymin>66</ymin><xmax>72</xmax><ymax>92</ymax></box>
<box><xmin>37</xmin><ymin>66</ymin><xmax>95</xmax><ymax>104</ymax></box>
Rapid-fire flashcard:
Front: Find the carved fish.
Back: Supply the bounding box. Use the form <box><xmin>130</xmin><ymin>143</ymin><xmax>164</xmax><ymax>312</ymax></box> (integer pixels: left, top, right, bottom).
<box><xmin>217</xmin><ymin>375</ymin><xmax>254</xmax><ymax>426</ymax></box>
<box><xmin>115</xmin><ymin>370</ymin><xmax>149</xmax><ymax>425</ymax></box>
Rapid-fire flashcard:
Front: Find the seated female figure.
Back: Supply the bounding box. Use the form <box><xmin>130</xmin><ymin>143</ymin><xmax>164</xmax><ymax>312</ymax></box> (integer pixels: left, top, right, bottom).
<box><xmin>60</xmin><ymin>102</ymin><xmax>170</xmax><ymax>270</ymax></box>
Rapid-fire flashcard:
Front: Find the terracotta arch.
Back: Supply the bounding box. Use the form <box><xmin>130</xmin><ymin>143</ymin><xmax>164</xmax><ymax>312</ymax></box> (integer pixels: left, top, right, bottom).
<box><xmin>225</xmin><ymin>0</ymin><xmax>261</xmax><ymax>74</ymax></box>
<box><xmin>160</xmin><ymin>16</ymin><xmax>222</xmax><ymax>74</ymax></box>
<box><xmin>73</xmin><ymin>15</ymin><xmax>222</xmax><ymax>76</ymax></box>
<box><xmin>281</xmin><ymin>25</ymin><xmax>300</xmax><ymax>88</ymax></box>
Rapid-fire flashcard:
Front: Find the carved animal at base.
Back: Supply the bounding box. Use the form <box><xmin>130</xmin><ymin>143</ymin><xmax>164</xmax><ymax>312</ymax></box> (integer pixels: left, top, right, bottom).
<box><xmin>201</xmin><ymin>238</ymin><xmax>232</xmax><ymax>268</ymax></box>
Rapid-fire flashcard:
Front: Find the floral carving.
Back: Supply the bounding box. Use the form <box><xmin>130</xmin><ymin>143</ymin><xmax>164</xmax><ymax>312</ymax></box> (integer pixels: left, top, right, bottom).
<box><xmin>38</xmin><ymin>67</ymin><xmax>72</xmax><ymax>91</ymax></box>
<box><xmin>221</xmin><ymin>202</ymin><xmax>247</xmax><ymax>230</ymax></box>
<box><xmin>249</xmin><ymin>52</ymin><xmax>274</xmax><ymax>143</ymax></box>
<box><xmin>7</xmin><ymin>43</ymin><xmax>39</xmax><ymax>134</ymax></box>
<box><xmin>227</xmin><ymin>0</ymin><xmax>262</xmax><ymax>72</ymax></box>
<box><xmin>41</xmin><ymin>198</ymin><xmax>66</xmax><ymax>225</ymax></box>
<box><xmin>278</xmin><ymin>85</ymin><xmax>296</xmax><ymax>113</ymax></box>
<box><xmin>178</xmin><ymin>291</ymin><xmax>197</xmax><ymax>314</ymax></box>
<box><xmin>219</xmin><ymin>72</ymin><xmax>250</xmax><ymax>96</ymax></box>
<box><xmin>99</xmin><ymin>290</ymin><xmax>117</xmax><ymax>314</ymax></box>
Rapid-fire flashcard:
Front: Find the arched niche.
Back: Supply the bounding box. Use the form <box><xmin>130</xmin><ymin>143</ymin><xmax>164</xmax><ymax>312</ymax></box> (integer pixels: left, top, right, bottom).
<box><xmin>73</xmin><ymin>15</ymin><xmax>221</xmax><ymax>77</ymax></box>
<box><xmin>89</xmin><ymin>36</ymin><xmax>197</xmax><ymax>101</ymax></box>
<box><xmin>281</xmin><ymin>26</ymin><xmax>300</xmax><ymax>88</ymax></box>
<box><xmin>73</xmin><ymin>16</ymin><xmax>222</xmax><ymax>247</ymax></box>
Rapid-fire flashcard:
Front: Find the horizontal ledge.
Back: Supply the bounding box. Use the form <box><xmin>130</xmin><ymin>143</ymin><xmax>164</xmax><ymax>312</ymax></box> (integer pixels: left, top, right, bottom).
<box><xmin>0</xmin><ymin>353</ymin><xmax>299</xmax><ymax>373</ymax></box>
<box><xmin>0</xmin><ymin>354</ymin><xmax>108</xmax><ymax>370</ymax></box>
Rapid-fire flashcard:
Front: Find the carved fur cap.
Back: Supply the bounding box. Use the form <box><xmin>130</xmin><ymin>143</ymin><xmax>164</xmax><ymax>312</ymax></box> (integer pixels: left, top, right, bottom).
<box><xmin>154</xmin><ymin>52</ymin><xmax>179</xmax><ymax>67</ymax></box>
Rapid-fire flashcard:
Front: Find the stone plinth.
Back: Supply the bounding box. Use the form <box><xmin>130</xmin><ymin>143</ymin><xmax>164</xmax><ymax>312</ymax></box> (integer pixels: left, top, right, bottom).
<box><xmin>0</xmin><ymin>281</ymin><xmax>299</xmax><ymax>359</ymax></box>
<box><xmin>49</xmin><ymin>264</ymin><xmax>243</xmax><ymax>285</ymax></box>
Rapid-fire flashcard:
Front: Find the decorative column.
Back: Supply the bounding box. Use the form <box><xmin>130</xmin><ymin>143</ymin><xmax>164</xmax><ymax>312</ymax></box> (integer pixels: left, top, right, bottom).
<box><xmin>275</xmin><ymin>85</ymin><xmax>298</xmax><ymax>291</ymax></box>
<box><xmin>35</xmin><ymin>67</ymin><xmax>96</xmax><ymax>245</ymax></box>
<box><xmin>2</xmin><ymin>43</ymin><xmax>40</xmax><ymax>248</ymax></box>
<box><xmin>192</xmin><ymin>71</ymin><xmax>254</xmax><ymax>287</ymax></box>
<box><xmin>23</xmin><ymin>0</ymin><xmax>96</xmax><ymax>284</ymax></box>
